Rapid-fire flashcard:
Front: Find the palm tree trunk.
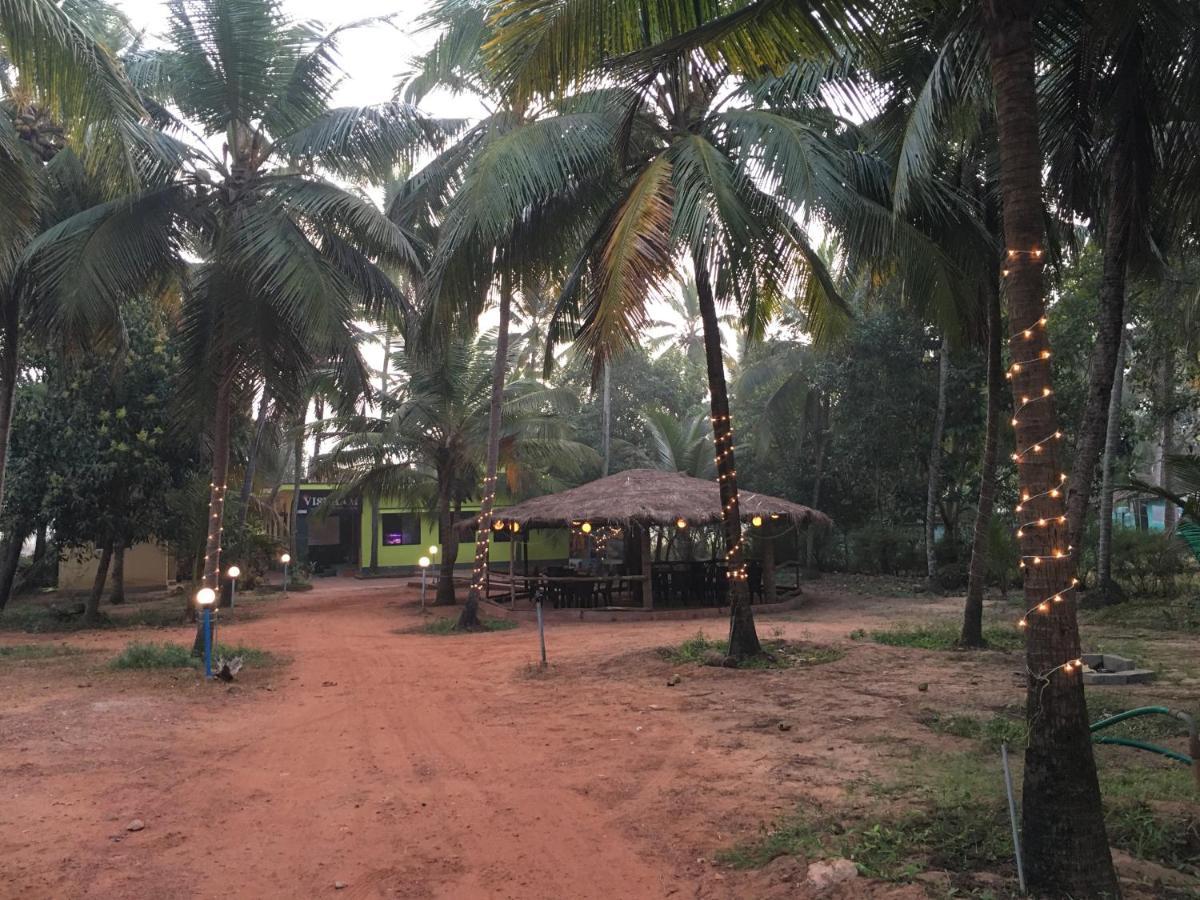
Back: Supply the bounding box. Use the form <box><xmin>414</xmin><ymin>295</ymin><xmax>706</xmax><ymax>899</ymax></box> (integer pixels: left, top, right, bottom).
<box><xmin>109</xmin><ymin>540</ymin><xmax>126</xmax><ymax>604</ymax></box>
<box><xmin>0</xmin><ymin>520</ymin><xmax>28</xmax><ymax>613</ymax></box>
<box><xmin>805</xmin><ymin>404</ymin><xmax>829</xmax><ymax>570</ymax></box>
<box><xmin>600</xmin><ymin>362</ymin><xmax>612</xmax><ymax>477</ymax></box>
<box><xmin>85</xmin><ymin>540</ymin><xmax>114</xmax><ymax>624</ymax></box>
<box><xmin>963</xmin><ymin>285</ymin><xmax>1003</xmax><ymax>646</ymax></box>
<box><xmin>435</xmin><ymin>463</ymin><xmax>459</xmax><ymax>605</ymax></box>
<box><xmin>0</xmin><ymin>295</ymin><xmax>21</xmax><ymax>518</ymax></box>
<box><xmin>290</xmin><ymin>423</ymin><xmax>303</xmax><ymax>559</ymax></box>
<box><xmin>694</xmin><ymin>253</ymin><xmax>761</xmax><ymax>659</ymax></box>
<box><xmin>925</xmin><ymin>337</ymin><xmax>951</xmax><ymax>588</ymax></box>
<box><xmin>1095</xmin><ymin>335</ymin><xmax>1126</xmax><ymax>600</ymax></box>
<box><xmin>459</xmin><ymin>269</ymin><xmax>513</xmax><ymax>630</ymax></box>
<box><xmin>369</xmin><ymin>332</ymin><xmax>391</xmax><ymax>574</ymax></box>
<box><xmin>312</xmin><ymin>395</ymin><xmax>325</xmax><ymax>463</ymax></box>
<box><xmin>1155</xmin><ymin>349</ymin><xmax>1177</xmax><ymax>532</ymax></box>
<box><xmin>192</xmin><ymin>373</ymin><xmax>234</xmax><ymax>652</ymax></box>
<box><xmin>1065</xmin><ymin>149</ymin><xmax>1133</xmax><ymax>554</ymax></box>
<box><xmin>983</xmin><ymin>2</ymin><xmax>1118</xmax><ymax>894</ymax></box>
<box><xmin>238</xmin><ymin>388</ymin><xmax>271</xmax><ymax>526</ymax></box>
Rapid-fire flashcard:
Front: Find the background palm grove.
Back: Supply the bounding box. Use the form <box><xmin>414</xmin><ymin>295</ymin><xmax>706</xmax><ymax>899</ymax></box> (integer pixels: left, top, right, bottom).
<box><xmin>2</xmin><ymin>0</ymin><xmax>1200</xmax><ymax>896</ymax></box>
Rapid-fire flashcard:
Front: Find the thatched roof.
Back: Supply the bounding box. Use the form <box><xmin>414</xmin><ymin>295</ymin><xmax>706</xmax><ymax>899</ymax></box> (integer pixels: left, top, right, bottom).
<box><xmin>474</xmin><ymin>469</ymin><xmax>831</xmax><ymax>531</ymax></box>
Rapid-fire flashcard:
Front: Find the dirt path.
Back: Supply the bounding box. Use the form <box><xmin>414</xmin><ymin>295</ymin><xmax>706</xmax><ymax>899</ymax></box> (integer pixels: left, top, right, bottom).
<box><xmin>0</xmin><ymin>581</ymin><xmax>994</xmax><ymax>899</ymax></box>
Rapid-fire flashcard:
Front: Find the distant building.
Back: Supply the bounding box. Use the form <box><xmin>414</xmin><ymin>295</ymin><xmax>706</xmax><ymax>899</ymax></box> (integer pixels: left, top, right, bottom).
<box><xmin>1112</xmin><ymin>492</ymin><xmax>1181</xmax><ymax>532</ymax></box>
<box><xmin>273</xmin><ymin>484</ymin><xmax>570</xmax><ymax>575</ymax></box>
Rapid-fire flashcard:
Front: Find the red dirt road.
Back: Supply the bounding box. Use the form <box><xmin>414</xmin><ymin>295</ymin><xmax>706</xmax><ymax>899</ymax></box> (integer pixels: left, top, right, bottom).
<box><xmin>1</xmin><ymin>581</ymin><xmax>1002</xmax><ymax>899</ymax></box>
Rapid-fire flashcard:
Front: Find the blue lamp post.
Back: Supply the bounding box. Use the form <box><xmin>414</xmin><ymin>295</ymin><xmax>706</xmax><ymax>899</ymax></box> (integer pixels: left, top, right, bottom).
<box><xmin>196</xmin><ymin>586</ymin><xmax>216</xmax><ymax>679</ymax></box>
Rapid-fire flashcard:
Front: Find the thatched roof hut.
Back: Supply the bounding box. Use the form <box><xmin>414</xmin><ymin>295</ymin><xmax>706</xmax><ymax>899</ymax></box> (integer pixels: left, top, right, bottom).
<box><xmin>485</xmin><ymin>468</ymin><xmax>831</xmax><ymax>530</ymax></box>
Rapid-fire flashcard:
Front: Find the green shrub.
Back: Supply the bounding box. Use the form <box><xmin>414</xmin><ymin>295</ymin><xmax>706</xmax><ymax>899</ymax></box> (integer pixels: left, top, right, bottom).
<box><xmin>110</xmin><ymin>640</ymin><xmax>277</xmax><ymax>669</ymax></box>
<box><xmin>111</xmin><ymin>641</ymin><xmax>195</xmax><ymax>669</ymax></box>
<box><xmin>1110</xmin><ymin>529</ymin><xmax>1191</xmax><ymax>596</ymax></box>
<box><xmin>848</xmin><ymin>524</ymin><xmax>921</xmax><ymax>576</ymax></box>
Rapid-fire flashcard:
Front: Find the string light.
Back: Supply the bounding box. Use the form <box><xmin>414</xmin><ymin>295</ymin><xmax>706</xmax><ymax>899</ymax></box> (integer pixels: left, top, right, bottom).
<box><xmin>1002</xmin><ymin>287</ymin><xmax>1080</xmax><ymax>665</ymax></box>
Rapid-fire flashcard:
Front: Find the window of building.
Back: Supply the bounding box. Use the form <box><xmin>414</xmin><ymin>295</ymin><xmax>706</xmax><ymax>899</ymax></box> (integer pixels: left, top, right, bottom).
<box><xmin>381</xmin><ymin>513</ymin><xmax>421</xmax><ymax>546</ymax></box>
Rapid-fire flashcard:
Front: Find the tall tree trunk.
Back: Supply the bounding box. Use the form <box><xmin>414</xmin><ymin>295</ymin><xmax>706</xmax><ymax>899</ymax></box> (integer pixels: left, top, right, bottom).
<box><xmin>312</xmin><ymin>395</ymin><xmax>325</xmax><ymax>466</ymax></box>
<box><xmin>238</xmin><ymin>388</ymin><xmax>271</xmax><ymax>526</ymax></box>
<box><xmin>925</xmin><ymin>337</ymin><xmax>951</xmax><ymax>588</ymax></box>
<box><xmin>435</xmin><ymin>462</ymin><xmax>459</xmax><ymax>605</ymax></box>
<box><xmin>1155</xmin><ymin>349</ymin><xmax>1177</xmax><ymax>533</ymax></box>
<box><xmin>459</xmin><ymin>269</ymin><xmax>512</xmax><ymax>630</ymax></box>
<box><xmin>694</xmin><ymin>252</ymin><xmax>761</xmax><ymax>659</ymax></box>
<box><xmin>368</xmin><ymin>490</ymin><xmax>381</xmax><ymax>573</ymax></box>
<box><xmin>369</xmin><ymin>332</ymin><xmax>391</xmax><ymax>573</ymax></box>
<box><xmin>290</xmin><ymin>422</ymin><xmax>303</xmax><ymax>559</ymax></box>
<box><xmin>983</xmin><ymin>3</ymin><xmax>1118</xmax><ymax>894</ymax></box>
<box><xmin>1095</xmin><ymin>335</ymin><xmax>1126</xmax><ymax>600</ymax></box>
<box><xmin>109</xmin><ymin>539</ymin><xmax>126</xmax><ymax>604</ymax></box>
<box><xmin>192</xmin><ymin>373</ymin><xmax>234</xmax><ymax>652</ymax></box>
<box><xmin>963</xmin><ymin>285</ymin><xmax>1003</xmax><ymax>646</ymax></box>
<box><xmin>805</xmin><ymin>412</ymin><xmax>828</xmax><ymax>570</ymax></box>
<box><xmin>0</xmin><ymin>295</ymin><xmax>21</xmax><ymax>518</ymax></box>
<box><xmin>85</xmin><ymin>540</ymin><xmax>114</xmax><ymax>624</ymax></box>
<box><xmin>600</xmin><ymin>362</ymin><xmax>612</xmax><ymax>477</ymax></box>
<box><xmin>1065</xmin><ymin>152</ymin><xmax>1133</xmax><ymax>554</ymax></box>
<box><xmin>0</xmin><ymin>521</ymin><xmax>28</xmax><ymax>613</ymax></box>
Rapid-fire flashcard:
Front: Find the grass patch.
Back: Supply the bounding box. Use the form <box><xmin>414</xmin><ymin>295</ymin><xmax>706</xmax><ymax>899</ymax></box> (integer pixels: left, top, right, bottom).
<box><xmin>717</xmin><ymin>803</ymin><xmax>1012</xmax><ymax>880</ymax></box>
<box><xmin>1081</xmin><ymin>597</ymin><xmax>1200</xmax><ymax>634</ymax></box>
<box><xmin>923</xmin><ymin>711</ymin><xmax>1027</xmax><ymax>749</ymax></box>
<box><xmin>110</xmin><ymin>640</ymin><xmax>279</xmax><ymax>670</ymax></box>
<box><xmin>858</xmin><ymin>621</ymin><xmax>1023</xmax><ymax>652</ymax></box>
<box><xmin>658</xmin><ymin>631</ymin><xmax>843</xmax><ymax>669</ymax></box>
<box><xmin>415</xmin><ymin>616</ymin><xmax>518</xmax><ymax>635</ymax></box>
<box><xmin>724</xmin><ymin>746</ymin><xmax>1200</xmax><ymax>885</ymax></box>
<box><xmin>0</xmin><ymin>643</ymin><xmax>82</xmax><ymax>661</ymax></box>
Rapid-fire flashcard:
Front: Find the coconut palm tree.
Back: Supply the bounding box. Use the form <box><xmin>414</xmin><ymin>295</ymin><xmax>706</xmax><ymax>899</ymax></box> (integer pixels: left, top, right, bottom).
<box><xmin>393</xmin><ymin>0</ymin><xmax>631</xmax><ymax>629</ymax></box>
<box><xmin>17</xmin><ymin>0</ymin><xmax>449</xmax><ymax>625</ymax></box>
<box><xmin>0</xmin><ymin>0</ymin><xmax>154</xmax><ymax>516</ymax></box>
<box><xmin>642</xmin><ymin>409</ymin><xmax>714</xmax><ymax>479</ymax></box>
<box><xmin>317</xmin><ymin>331</ymin><xmax>595</xmax><ymax>605</ymax></box>
<box><xmin>980</xmin><ymin>2</ymin><xmax>1117</xmax><ymax>892</ymax></box>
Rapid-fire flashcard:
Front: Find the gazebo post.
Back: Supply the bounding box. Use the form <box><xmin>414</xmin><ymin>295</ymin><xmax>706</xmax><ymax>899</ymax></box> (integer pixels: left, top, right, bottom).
<box><xmin>639</xmin><ymin>524</ymin><xmax>653</xmax><ymax>610</ymax></box>
<box><xmin>762</xmin><ymin>526</ymin><xmax>776</xmax><ymax>603</ymax></box>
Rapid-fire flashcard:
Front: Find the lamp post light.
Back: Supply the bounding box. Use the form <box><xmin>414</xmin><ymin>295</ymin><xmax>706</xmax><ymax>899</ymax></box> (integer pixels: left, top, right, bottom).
<box><xmin>196</xmin><ymin>587</ymin><xmax>216</xmax><ymax>679</ymax></box>
<box><xmin>280</xmin><ymin>552</ymin><xmax>291</xmax><ymax>594</ymax></box>
<box><xmin>226</xmin><ymin>565</ymin><xmax>241</xmax><ymax>608</ymax></box>
<box><xmin>418</xmin><ymin>555</ymin><xmax>431</xmax><ymax>610</ymax></box>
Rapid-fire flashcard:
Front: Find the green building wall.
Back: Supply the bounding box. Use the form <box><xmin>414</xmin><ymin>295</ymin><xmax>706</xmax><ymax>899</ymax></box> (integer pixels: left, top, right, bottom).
<box><xmin>359</xmin><ymin>494</ymin><xmax>568</xmax><ymax>571</ymax></box>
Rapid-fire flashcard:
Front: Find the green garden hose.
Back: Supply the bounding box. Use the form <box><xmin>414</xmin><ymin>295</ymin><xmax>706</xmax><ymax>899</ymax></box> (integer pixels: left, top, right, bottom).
<box><xmin>1090</xmin><ymin>705</ymin><xmax>1200</xmax><ymax>788</ymax></box>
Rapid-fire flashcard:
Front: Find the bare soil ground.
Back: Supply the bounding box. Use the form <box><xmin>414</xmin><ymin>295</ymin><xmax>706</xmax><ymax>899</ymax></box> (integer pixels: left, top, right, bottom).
<box><xmin>1</xmin><ymin>577</ymin><xmax>1195</xmax><ymax>899</ymax></box>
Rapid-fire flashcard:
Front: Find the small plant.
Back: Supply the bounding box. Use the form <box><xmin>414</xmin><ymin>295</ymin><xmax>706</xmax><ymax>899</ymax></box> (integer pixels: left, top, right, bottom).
<box><xmin>659</xmin><ymin>631</ymin><xmax>726</xmax><ymax>663</ymax></box>
<box><xmin>415</xmin><ymin>617</ymin><xmax>518</xmax><ymax>635</ymax></box>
